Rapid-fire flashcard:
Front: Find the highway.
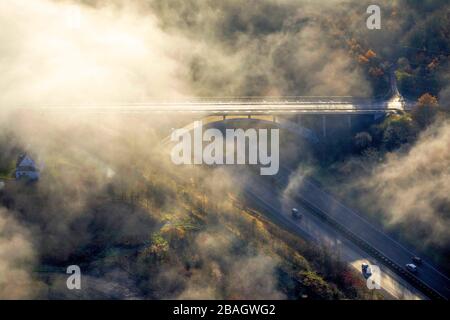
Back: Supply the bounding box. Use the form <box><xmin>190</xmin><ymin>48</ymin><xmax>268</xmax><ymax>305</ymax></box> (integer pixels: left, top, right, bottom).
<box><xmin>238</xmin><ymin>167</ymin><xmax>450</xmax><ymax>300</ymax></box>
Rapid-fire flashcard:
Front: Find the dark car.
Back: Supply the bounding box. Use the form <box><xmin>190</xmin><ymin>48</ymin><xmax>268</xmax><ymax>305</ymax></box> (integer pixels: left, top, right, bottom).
<box><xmin>412</xmin><ymin>256</ymin><xmax>422</xmax><ymax>265</ymax></box>
<box><xmin>362</xmin><ymin>263</ymin><xmax>372</xmax><ymax>277</ymax></box>
<box><xmin>291</xmin><ymin>208</ymin><xmax>303</xmax><ymax>220</ymax></box>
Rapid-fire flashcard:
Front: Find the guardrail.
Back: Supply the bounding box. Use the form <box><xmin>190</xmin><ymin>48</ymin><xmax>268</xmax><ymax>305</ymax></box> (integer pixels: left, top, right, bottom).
<box><xmin>268</xmin><ymin>167</ymin><xmax>447</xmax><ymax>300</ymax></box>
<box><xmin>15</xmin><ymin>94</ymin><xmax>409</xmax><ymax>115</ymax></box>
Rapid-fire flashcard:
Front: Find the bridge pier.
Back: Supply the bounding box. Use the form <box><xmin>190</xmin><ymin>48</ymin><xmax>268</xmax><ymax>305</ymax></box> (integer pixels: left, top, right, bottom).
<box><xmin>322</xmin><ymin>115</ymin><xmax>327</xmax><ymax>137</ymax></box>
<box><xmin>347</xmin><ymin>115</ymin><xmax>352</xmax><ymax>130</ymax></box>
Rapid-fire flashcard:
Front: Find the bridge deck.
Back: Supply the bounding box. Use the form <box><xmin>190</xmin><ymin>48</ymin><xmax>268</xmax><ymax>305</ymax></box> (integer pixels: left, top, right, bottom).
<box><xmin>20</xmin><ymin>97</ymin><xmax>408</xmax><ymax>115</ymax></box>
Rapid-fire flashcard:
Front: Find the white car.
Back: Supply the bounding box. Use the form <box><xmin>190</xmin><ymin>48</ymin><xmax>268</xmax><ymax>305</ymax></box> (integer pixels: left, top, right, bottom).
<box><xmin>406</xmin><ymin>263</ymin><xmax>418</xmax><ymax>273</ymax></box>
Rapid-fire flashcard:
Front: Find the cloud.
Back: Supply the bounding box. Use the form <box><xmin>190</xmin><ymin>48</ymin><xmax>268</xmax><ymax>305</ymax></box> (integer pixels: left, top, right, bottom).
<box><xmin>0</xmin><ymin>0</ymin><xmax>188</xmax><ymax>109</ymax></box>
<box><xmin>362</xmin><ymin>120</ymin><xmax>450</xmax><ymax>247</ymax></box>
<box><xmin>190</xmin><ymin>228</ymin><xmax>284</xmax><ymax>299</ymax></box>
<box><xmin>0</xmin><ymin>208</ymin><xmax>43</xmax><ymax>299</ymax></box>
<box><xmin>0</xmin><ymin>0</ymin><xmax>374</xmax><ymax>112</ymax></box>
<box><xmin>149</xmin><ymin>0</ymin><xmax>372</xmax><ymax>97</ymax></box>
<box><xmin>226</xmin><ymin>254</ymin><xmax>285</xmax><ymax>299</ymax></box>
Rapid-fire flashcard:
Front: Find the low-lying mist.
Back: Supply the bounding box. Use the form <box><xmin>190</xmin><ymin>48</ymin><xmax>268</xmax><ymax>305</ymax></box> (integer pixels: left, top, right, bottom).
<box><xmin>356</xmin><ymin>119</ymin><xmax>450</xmax><ymax>248</ymax></box>
<box><xmin>0</xmin><ymin>0</ymin><xmax>383</xmax><ymax>113</ymax></box>
<box><xmin>0</xmin><ymin>111</ymin><xmax>289</xmax><ymax>299</ymax></box>
<box><xmin>1</xmin><ymin>0</ymin><xmax>449</xmax><ymax>299</ymax></box>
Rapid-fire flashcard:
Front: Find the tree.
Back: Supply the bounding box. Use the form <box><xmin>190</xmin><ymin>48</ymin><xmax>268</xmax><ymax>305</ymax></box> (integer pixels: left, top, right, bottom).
<box><xmin>381</xmin><ymin>114</ymin><xmax>416</xmax><ymax>151</ymax></box>
<box><xmin>353</xmin><ymin>132</ymin><xmax>372</xmax><ymax>151</ymax></box>
<box><xmin>365</xmin><ymin>49</ymin><xmax>377</xmax><ymax>59</ymax></box>
<box><xmin>412</xmin><ymin>93</ymin><xmax>439</xmax><ymax>129</ymax></box>
<box><xmin>418</xmin><ymin>93</ymin><xmax>439</xmax><ymax>107</ymax></box>
<box><xmin>140</xmin><ymin>233</ymin><xmax>169</xmax><ymax>263</ymax></box>
<box><xmin>358</xmin><ymin>55</ymin><xmax>369</xmax><ymax>64</ymax></box>
<box><xmin>161</xmin><ymin>223</ymin><xmax>186</xmax><ymax>249</ymax></box>
<box><xmin>397</xmin><ymin>57</ymin><xmax>412</xmax><ymax>73</ymax></box>
<box><xmin>297</xmin><ymin>271</ymin><xmax>340</xmax><ymax>300</ymax></box>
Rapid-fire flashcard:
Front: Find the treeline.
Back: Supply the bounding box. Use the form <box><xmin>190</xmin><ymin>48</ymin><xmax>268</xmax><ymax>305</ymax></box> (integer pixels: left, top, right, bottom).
<box><xmin>100</xmin><ymin>165</ymin><xmax>380</xmax><ymax>300</ymax></box>
<box><xmin>353</xmin><ymin>93</ymin><xmax>448</xmax><ymax>156</ymax></box>
<box><xmin>342</xmin><ymin>1</ymin><xmax>450</xmax><ymax>99</ymax></box>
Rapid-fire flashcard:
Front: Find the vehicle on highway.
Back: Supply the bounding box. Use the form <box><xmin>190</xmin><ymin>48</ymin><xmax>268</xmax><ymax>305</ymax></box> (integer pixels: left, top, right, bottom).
<box><xmin>412</xmin><ymin>256</ymin><xmax>422</xmax><ymax>265</ymax></box>
<box><xmin>291</xmin><ymin>208</ymin><xmax>303</xmax><ymax>220</ymax></box>
<box><xmin>406</xmin><ymin>263</ymin><xmax>418</xmax><ymax>273</ymax></box>
<box><xmin>362</xmin><ymin>263</ymin><xmax>372</xmax><ymax>277</ymax></box>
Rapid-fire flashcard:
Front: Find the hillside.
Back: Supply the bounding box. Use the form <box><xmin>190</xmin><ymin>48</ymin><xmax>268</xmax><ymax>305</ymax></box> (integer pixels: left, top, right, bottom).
<box><xmin>0</xmin><ymin>115</ymin><xmax>380</xmax><ymax>300</ymax></box>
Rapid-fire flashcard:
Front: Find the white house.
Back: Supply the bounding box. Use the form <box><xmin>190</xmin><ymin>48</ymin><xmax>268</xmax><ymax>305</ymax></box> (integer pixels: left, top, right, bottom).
<box><xmin>15</xmin><ymin>154</ymin><xmax>40</xmax><ymax>181</ymax></box>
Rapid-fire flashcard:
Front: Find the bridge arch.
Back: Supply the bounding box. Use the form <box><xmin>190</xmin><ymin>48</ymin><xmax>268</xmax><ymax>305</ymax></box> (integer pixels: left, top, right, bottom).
<box><xmin>162</xmin><ymin>114</ymin><xmax>319</xmax><ymax>145</ymax></box>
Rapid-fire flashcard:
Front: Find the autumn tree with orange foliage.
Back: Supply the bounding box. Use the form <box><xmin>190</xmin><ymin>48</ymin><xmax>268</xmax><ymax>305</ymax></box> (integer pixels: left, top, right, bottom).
<box><xmin>358</xmin><ymin>55</ymin><xmax>369</xmax><ymax>64</ymax></box>
<box><xmin>412</xmin><ymin>93</ymin><xmax>439</xmax><ymax>129</ymax></box>
<box><xmin>365</xmin><ymin>49</ymin><xmax>377</xmax><ymax>59</ymax></box>
<box><xmin>418</xmin><ymin>93</ymin><xmax>439</xmax><ymax>107</ymax></box>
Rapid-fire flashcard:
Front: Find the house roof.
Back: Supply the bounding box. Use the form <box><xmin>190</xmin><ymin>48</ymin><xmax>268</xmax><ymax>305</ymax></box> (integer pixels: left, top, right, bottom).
<box><xmin>18</xmin><ymin>155</ymin><xmax>37</xmax><ymax>168</ymax></box>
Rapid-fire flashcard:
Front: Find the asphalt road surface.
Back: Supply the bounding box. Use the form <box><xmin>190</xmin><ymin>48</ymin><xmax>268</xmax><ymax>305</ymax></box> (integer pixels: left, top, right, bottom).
<box><xmin>239</xmin><ymin>168</ymin><xmax>450</xmax><ymax>300</ymax></box>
